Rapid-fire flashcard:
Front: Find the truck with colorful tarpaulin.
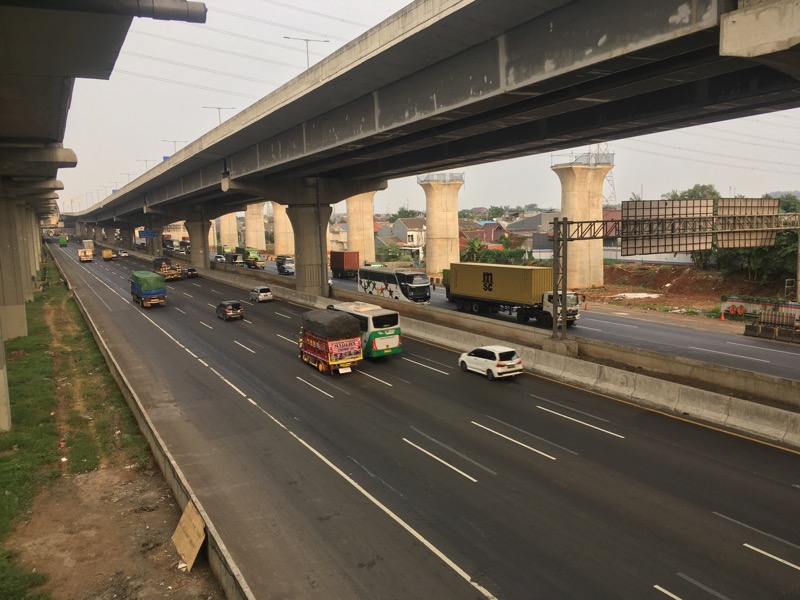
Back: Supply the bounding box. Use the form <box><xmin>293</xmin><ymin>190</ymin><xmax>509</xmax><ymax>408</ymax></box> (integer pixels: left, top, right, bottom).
<box><xmin>298</xmin><ymin>308</ymin><xmax>362</xmax><ymax>374</ymax></box>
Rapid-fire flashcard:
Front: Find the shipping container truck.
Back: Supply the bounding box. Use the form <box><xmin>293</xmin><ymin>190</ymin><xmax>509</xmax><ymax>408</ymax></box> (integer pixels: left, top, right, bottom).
<box><xmin>101</xmin><ymin>248</ymin><xmax>114</xmax><ymax>261</ymax></box>
<box><xmin>236</xmin><ymin>246</ymin><xmax>265</xmax><ymax>269</ymax></box>
<box><xmin>443</xmin><ymin>263</ymin><xmax>580</xmax><ymax>328</ymax></box>
<box><xmin>77</xmin><ymin>248</ymin><xmax>93</xmax><ymax>262</ymax></box>
<box><xmin>152</xmin><ymin>256</ymin><xmax>184</xmax><ymax>281</ymax></box>
<box><xmin>330</xmin><ymin>250</ymin><xmax>359</xmax><ymax>279</ymax></box>
<box><xmin>298</xmin><ymin>308</ymin><xmax>362</xmax><ymax>374</ymax></box>
<box><xmin>130</xmin><ymin>271</ymin><xmax>166</xmax><ymax>308</ymax></box>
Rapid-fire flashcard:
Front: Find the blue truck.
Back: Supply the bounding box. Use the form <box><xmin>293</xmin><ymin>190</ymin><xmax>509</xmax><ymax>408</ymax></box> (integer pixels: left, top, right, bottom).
<box><xmin>130</xmin><ymin>271</ymin><xmax>166</xmax><ymax>308</ymax></box>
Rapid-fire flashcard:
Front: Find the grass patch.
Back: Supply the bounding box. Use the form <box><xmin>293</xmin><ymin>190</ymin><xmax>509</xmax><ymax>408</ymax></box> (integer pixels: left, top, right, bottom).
<box><xmin>0</xmin><ymin>251</ymin><xmax>153</xmax><ymax>598</ymax></box>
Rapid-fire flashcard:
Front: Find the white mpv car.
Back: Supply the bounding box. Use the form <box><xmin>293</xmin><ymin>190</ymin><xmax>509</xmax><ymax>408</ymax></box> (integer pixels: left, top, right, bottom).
<box><xmin>458</xmin><ymin>345</ymin><xmax>523</xmax><ymax>380</ymax></box>
<box><xmin>249</xmin><ymin>286</ymin><xmax>273</xmax><ymax>303</ymax></box>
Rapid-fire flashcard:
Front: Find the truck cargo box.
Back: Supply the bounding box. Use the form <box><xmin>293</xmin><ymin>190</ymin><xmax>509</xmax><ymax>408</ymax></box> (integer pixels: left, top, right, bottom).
<box><xmin>448</xmin><ymin>263</ymin><xmax>553</xmax><ymax>305</ymax></box>
<box><xmin>330</xmin><ymin>251</ymin><xmax>360</xmax><ymax>276</ymax></box>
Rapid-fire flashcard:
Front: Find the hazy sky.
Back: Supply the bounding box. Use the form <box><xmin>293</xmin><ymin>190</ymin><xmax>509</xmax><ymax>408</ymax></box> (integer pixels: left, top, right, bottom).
<box><xmin>59</xmin><ymin>0</ymin><xmax>800</xmax><ymax>216</ymax></box>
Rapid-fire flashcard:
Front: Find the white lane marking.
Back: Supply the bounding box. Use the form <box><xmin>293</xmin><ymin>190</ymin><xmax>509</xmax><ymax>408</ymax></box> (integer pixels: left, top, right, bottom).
<box><xmin>744</xmin><ymin>543</ymin><xmax>800</xmax><ymax>571</ymax></box>
<box><xmin>207</xmin><ymin>303</ymin><xmax>217</xmax><ymax>308</ymax></box>
<box><xmin>174</xmin><ymin>307</ymin><xmax>186</xmax><ymax>314</ymax></box>
<box><xmin>245</xmin><ymin>404</ymin><xmax>497</xmax><ymax>599</ymax></box>
<box><xmin>688</xmin><ymin>346</ymin><xmax>769</xmax><ymax>363</ymax></box>
<box><xmin>403</xmin><ymin>438</ymin><xmax>477</xmax><ymax>482</ymax></box>
<box><xmin>531</xmin><ymin>394</ymin><xmax>610</xmax><ymax>422</ymax></box>
<box><xmin>200</xmin><ymin>322</ymin><xmax>213</xmax><ymax>329</ymax></box>
<box><xmin>584</xmin><ymin>318</ymin><xmax>638</xmax><ymax>328</ymax></box>
<box><xmin>278</xmin><ymin>334</ymin><xmax>297</xmax><ymax>344</ymax></box>
<box><xmin>409</xmin><ymin>426</ymin><xmax>497</xmax><ymax>475</ymax></box>
<box><xmin>472</xmin><ymin>421</ymin><xmax>556</xmax><ymax>461</ymax></box>
<box><xmin>182</xmin><ymin>292</ymin><xmax>194</xmax><ymax>298</ymax></box>
<box><xmin>575</xmin><ymin>325</ymin><xmax>603</xmax><ymax>332</ymax></box>
<box><xmin>408</xmin><ymin>353</ymin><xmax>454</xmax><ymax>370</ymax></box>
<box><xmin>241</xmin><ymin>300</ymin><xmax>254</xmax><ymax>305</ymax></box>
<box><xmin>727</xmin><ymin>341</ymin><xmax>800</xmax><ymax>356</ymax></box>
<box><xmin>484</xmin><ymin>416</ymin><xmax>578</xmax><ymax>456</ymax></box>
<box><xmin>275</xmin><ymin>311</ymin><xmax>294</xmax><ymax>319</ymax></box>
<box><xmin>295</xmin><ymin>376</ymin><xmax>334</xmax><ymax>399</ymax></box>
<box><xmin>676</xmin><ymin>573</ymin><xmax>731</xmax><ymax>600</ymax></box>
<box><xmin>185</xmin><ymin>348</ymin><xmax>198</xmax><ymax>358</ymax></box>
<box><xmin>401</xmin><ymin>357</ymin><xmax>449</xmax><ymax>375</ymax></box>
<box><xmin>211</xmin><ymin>289</ymin><xmax>224</xmax><ymax>294</ymax></box>
<box><xmin>235</xmin><ymin>340</ymin><xmax>256</xmax><ymax>353</ymax></box>
<box><xmin>713</xmin><ymin>512</ymin><xmax>800</xmax><ymax>551</ymax></box>
<box><xmin>536</xmin><ymin>406</ymin><xmax>625</xmax><ymax>439</ymax></box>
<box><xmin>357</xmin><ymin>370</ymin><xmax>393</xmax><ymax>386</ymax></box>
<box><xmin>198</xmin><ymin>359</ymin><xmax>209</xmax><ymax>367</ymax></box>
<box><xmin>654</xmin><ymin>585</ymin><xmax>682</xmax><ymax>599</ymax></box>
<box><xmin>243</xmin><ymin>318</ymin><xmax>253</xmax><ymax>324</ymax></box>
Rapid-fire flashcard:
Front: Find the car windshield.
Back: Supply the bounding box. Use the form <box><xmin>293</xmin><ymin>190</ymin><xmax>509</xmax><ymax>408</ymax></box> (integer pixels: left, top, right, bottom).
<box><xmin>498</xmin><ymin>350</ymin><xmax>518</xmax><ymax>361</ymax></box>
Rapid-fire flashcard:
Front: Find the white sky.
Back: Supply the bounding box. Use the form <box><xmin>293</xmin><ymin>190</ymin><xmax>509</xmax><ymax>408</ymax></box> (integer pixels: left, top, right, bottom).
<box><xmin>59</xmin><ymin>0</ymin><xmax>800</xmax><ymax>216</ymax></box>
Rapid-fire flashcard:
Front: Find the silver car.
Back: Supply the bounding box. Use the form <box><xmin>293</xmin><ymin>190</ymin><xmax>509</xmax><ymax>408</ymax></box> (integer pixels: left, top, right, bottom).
<box><xmin>249</xmin><ymin>286</ymin><xmax>273</xmax><ymax>303</ymax></box>
<box><xmin>458</xmin><ymin>345</ymin><xmax>523</xmax><ymax>380</ymax></box>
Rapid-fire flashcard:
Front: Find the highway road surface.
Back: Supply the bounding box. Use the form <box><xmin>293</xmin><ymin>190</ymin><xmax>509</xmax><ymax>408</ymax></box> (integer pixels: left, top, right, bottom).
<box><xmin>51</xmin><ymin>242</ymin><xmax>800</xmax><ymax>599</ymax></box>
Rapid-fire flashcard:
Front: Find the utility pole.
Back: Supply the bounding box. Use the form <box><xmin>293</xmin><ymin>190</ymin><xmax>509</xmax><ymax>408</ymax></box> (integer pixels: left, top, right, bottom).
<box><xmin>203</xmin><ymin>106</ymin><xmax>234</xmax><ymax>125</ymax></box>
<box><xmin>283</xmin><ymin>36</ymin><xmax>329</xmax><ymax>69</ymax></box>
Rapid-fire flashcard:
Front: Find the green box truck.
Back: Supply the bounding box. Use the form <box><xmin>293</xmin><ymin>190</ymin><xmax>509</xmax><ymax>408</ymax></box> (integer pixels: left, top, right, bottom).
<box><xmin>235</xmin><ymin>246</ymin><xmax>265</xmax><ymax>269</ymax></box>
<box><xmin>443</xmin><ymin>263</ymin><xmax>580</xmax><ymax>328</ymax></box>
<box><xmin>130</xmin><ymin>271</ymin><xmax>166</xmax><ymax>308</ymax></box>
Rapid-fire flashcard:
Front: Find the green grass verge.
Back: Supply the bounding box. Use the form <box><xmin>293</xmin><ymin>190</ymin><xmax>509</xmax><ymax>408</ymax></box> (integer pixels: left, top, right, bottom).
<box><xmin>0</xmin><ymin>252</ymin><xmax>151</xmax><ymax>598</ymax></box>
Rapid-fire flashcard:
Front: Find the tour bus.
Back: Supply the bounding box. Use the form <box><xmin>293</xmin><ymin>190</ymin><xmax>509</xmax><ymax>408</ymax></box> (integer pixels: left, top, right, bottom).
<box><xmin>328</xmin><ymin>301</ymin><xmax>402</xmax><ymax>358</ymax></box>
<box><xmin>357</xmin><ymin>266</ymin><xmax>431</xmax><ymax>304</ymax></box>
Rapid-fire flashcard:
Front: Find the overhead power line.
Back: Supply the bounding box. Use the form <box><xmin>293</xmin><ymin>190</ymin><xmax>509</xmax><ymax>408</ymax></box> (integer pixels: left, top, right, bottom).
<box><xmin>121</xmin><ymin>51</ymin><xmax>282</xmax><ymax>86</ymax></box>
<box><xmin>254</xmin><ymin>0</ymin><xmax>369</xmax><ymax>28</ymax></box>
<box><xmin>114</xmin><ymin>69</ymin><xmax>260</xmax><ymax>99</ymax></box>
<box><xmin>209</xmin><ymin>7</ymin><xmax>350</xmax><ymax>42</ymax></box>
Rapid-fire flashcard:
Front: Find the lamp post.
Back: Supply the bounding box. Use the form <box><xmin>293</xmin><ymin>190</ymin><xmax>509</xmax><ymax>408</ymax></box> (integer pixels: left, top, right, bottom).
<box><xmin>283</xmin><ymin>36</ymin><xmax>329</xmax><ymax>69</ymax></box>
<box><xmin>162</xmin><ymin>139</ymin><xmax>187</xmax><ymax>154</ymax></box>
<box><xmin>137</xmin><ymin>159</ymin><xmax>158</xmax><ymax>171</ymax></box>
<box><xmin>202</xmin><ymin>106</ymin><xmax>234</xmax><ymax>125</ymax></box>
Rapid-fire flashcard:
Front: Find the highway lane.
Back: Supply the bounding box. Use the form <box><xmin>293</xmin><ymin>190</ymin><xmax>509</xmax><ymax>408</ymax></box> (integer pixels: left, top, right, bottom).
<box><xmin>51</xmin><ymin>243</ymin><xmax>800</xmax><ymax>599</ymax></box>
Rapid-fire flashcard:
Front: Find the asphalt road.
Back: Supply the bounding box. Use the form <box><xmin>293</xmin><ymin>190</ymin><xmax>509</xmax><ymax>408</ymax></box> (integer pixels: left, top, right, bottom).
<box><xmin>51</xmin><ymin>243</ymin><xmax>800</xmax><ymax>599</ymax></box>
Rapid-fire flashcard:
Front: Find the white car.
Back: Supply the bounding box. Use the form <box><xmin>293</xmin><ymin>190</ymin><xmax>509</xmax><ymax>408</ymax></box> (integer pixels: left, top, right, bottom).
<box><xmin>458</xmin><ymin>345</ymin><xmax>523</xmax><ymax>380</ymax></box>
<box><xmin>117</xmin><ymin>249</ymin><xmax>129</xmax><ymax>257</ymax></box>
<box><xmin>249</xmin><ymin>286</ymin><xmax>273</xmax><ymax>303</ymax></box>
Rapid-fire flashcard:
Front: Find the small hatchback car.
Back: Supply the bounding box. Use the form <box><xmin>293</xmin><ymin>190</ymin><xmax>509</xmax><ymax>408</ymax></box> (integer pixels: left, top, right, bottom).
<box><xmin>216</xmin><ymin>301</ymin><xmax>244</xmax><ymax>321</ymax></box>
<box><xmin>249</xmin><ymin>286</ymin><xmax>273</xmax><ymax>303</ymax></box>
<box><xmin>458</xmin><ymin>345</ymin><xmax>523</xmax><ymax>380</ymax></box>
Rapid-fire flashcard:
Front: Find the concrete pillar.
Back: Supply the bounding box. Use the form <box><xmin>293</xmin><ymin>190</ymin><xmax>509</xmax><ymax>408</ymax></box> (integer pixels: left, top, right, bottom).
<box><xmin>16</xmin><ymin>204</ymin><xmax>34</xmax><ymax>303</ymax></box>
<box><xmin>0</xmin><ymin>201</ymin><xmax>28</xmax><ymax>339</ymax></box>
<box><xmin>287</xmin><ymin>204</ymin><xmax>331</xmax><ymax>296</ymax></box>
<box><xmin>219</xmin><ymin>213</ymin><xmax>238</xmax><ymax>249</ymax></box>
<box><xmin>185</xmin><ymin>219</ymin><xmax>211</xmax><ymax>268</ymax></box>
<box><xmin>26</xmin><ymin>208</ymin><xmax>39</xmax><ymax>285</ymax></box>
<box><xmin>94</xmin><ymin>226</ymin><xmax>103</xmax><ymax>243</ymax></box>
<box><xmin>272</xmin><ymin>202</ymin><xmax>295</xmax><ymax>257</ymax></box>
<box><xmin>208</xmin><ymin>221</ymin><xmax>216</xmax><ymax>252</ymax></box>
<box><xmin>119</xmin><ymin>226</ymin><xmax>134</xmax><ymax>250</ymax></box>
<box><xmin>552</xmin><ymin>159</ymin><xmax>612</xmax><ymax>289</ymax></box>
<box><xmin>0</xmin><ymin>322</ymin><xmax>9</xmax><ymax>431</ymax></box>
<box><xmin>345</xmin><ymin>192</ymin><xmax>376</xmax><ymax>265</ymax></box>
<box><xmin>419</xmin><ymin>174</ymin><xmax>464</xmax><ymax>278</ymax></box>
<box><xmin>244</xmin><ymin>202</ymin><xmax>266</xmax><ymax>250</ymax></box>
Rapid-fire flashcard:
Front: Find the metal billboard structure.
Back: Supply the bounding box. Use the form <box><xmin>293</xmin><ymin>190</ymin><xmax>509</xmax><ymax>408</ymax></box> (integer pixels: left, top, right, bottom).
<box><xmin>550</xmin><ymin>198</ymin><xmax>796</xmax><ymax>340</ymax></box>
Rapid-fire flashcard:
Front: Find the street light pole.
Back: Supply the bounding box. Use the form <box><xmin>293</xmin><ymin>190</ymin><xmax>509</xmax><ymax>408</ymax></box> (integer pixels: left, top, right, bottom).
<box><xmin>162</xmin><ymin>139</ymin><xmax>187</xmax><ymax>154</ymax></box>
<box><xmin>202</xmin><ymin>106</ymin><xmax>234</xmax><ymax>125</ymax></box>
<box><xmin>283</xmin><ymin>36</ymin><xmax>329</xmax><ymax>69</ymax></box>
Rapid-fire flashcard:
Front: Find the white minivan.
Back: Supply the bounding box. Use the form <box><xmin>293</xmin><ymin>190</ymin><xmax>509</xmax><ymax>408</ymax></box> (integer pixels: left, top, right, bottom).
<box><xmin>249</xmin><ymin>286</ymin><xmax>273</xmax><ymax>303</ymax></box>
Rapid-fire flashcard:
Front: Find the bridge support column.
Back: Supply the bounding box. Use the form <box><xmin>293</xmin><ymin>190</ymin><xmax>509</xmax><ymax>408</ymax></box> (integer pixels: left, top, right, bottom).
<box><xmin>418</xmin><ymin>174</ymin><xmax>464</xmax><ymax>279</ymax></box>
<box><xmin>345</xmin><ymin>192</ymin><xmax>377</xmax><ymax>264</ymax></box>
<box><xmin>0</xmin><ymin>324</ymin><xmax>9</xmax><ymax>431</ymax></box>
<box><xmin>287</xmin><ymin>204</ymin><xmax>331</xmax><ymax>295</ymax></box>
<box><xmin>219</xmin><ymin>213</ymin><xmax>238</xmax><ymax>250</ymax></box>
<box><xmin>0</xmin><ymin>201</ymin><xmax>29</xmax><ymax>339</ymax></box>
<box><xmin>119</xmin><ymin>226</ymin><xmax>134</xmax><ymax>250</ymax></box>
<box><xmin>185</xmin><ymin>219</ymin><xmax>211</xmax><ymax>269</ymax></box>
<box><xmin>244</xmin><ymin>202</ymin><xmax>266</xmax><ymax>250</ymax></box>
<box><xmin>272</xmin><ymin>202</ymin><xmax>294</xmax><ymax>257</ymax></box>
<box><xmin>552</xmin><ymin>156</ymin><xmax>613</xmax><ymax>289</ymax></box>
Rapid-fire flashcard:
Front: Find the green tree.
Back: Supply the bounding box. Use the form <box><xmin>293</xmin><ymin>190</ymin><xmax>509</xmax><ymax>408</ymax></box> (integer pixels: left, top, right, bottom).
<box><xmin>777</xmin><ymin>193</ymin><xmax>799</xmax><ymax>213</ymax></box>
<box><xmin>499</xmin><ymin>233</ymin><xmax>512</xmax><ymax>250</ymax></box>
<box><xmin>460</xmin><ymin>236</ymin><xmax>483</xmax><ymax>262</ymax></box>
<box><xmin>487</xmin><ymin>206</ymin><xmax>506</xmax><ymax>219</ymax></box>
<box><xmin>458</xmin><ymin>209</ymin><xmax>476</xmax><ymax>219</ymax></box>
<box><xmin>388</xmin><ymin>206</ymin><xmax>421</xmax><ymax>223</ymax></box>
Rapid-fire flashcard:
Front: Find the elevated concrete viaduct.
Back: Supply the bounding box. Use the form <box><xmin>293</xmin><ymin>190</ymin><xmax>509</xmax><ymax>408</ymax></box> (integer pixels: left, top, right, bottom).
<box><xmin>3</xmin><ymin>0</ymin><xmax>800</xmax><ymax>427</ymax></box>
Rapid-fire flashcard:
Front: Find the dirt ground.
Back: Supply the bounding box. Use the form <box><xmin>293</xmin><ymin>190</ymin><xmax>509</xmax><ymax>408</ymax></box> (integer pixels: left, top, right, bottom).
<box><xmin>5</xmin><ymin>264</ymin><xmax>781</xmax><ymax>600</ymax></box>
<box><xmin>580</xmin><ymin>263</ymin><xmax>785</xmax><ymax>312</ymax></box>
<box><xmin>6</xmin><ymin>292</ymin><xmax>223</xmax><ymax>600</ymax></box>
